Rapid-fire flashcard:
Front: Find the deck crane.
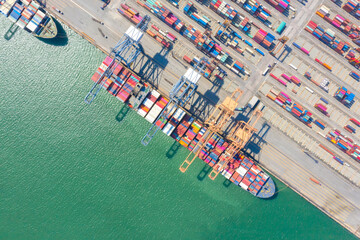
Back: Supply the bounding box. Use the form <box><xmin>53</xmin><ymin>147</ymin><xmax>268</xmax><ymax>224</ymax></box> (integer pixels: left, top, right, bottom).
<box><xmin>84</xmin><ymin>15</ymin><xmax>151</xmax><ymax>104</ymax></box>
<box><xmin>208</xmin><ymin>109</ymin><xmax>263</xmax><ymax>180</ymax></box>
<box><xmin>179</xmin><ymin>88</ymin><xmax>243</xmax><ymax>173</ymax></box>
<box><xmin>141</xmin><ymin>57</ymin><xmax>209</xmax><ymax>146</ymax></box>
<box><xmin>270</xmin><ymin>36</ymin><xmax>289</xmax><ymax>57</ymax></box>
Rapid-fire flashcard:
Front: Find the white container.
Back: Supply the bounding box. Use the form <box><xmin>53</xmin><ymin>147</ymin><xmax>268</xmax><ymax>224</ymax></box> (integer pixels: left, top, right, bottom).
<box><xmin>289</xmin><ymin>64</ymin><xmax>298</xmax><ymax>70</ymax></box>
<box><xmin>305</xmin><ymin>87</ymin><xmax>314</xmax><ymax>94</ymax></box>
<box><xmin>240</xmin><ymin>182</ymin><xmax>249</xmax><ymax>190</ymax></box>
<box><xmin>236</xmin><ymin>166</ymin><xmax>248</xmax><ymax>177</ymax></box>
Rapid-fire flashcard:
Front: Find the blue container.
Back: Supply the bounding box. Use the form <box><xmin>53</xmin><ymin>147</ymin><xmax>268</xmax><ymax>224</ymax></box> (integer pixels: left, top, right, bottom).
<box><xmin>244</xmin><ymin>40</ymin><xmax>253</xmax><ymax>47</ymax></box>
<box><xmin>320</xmin><ymin>97</ymin><xmax>328</xmax><ymax>104</ymax></box>
<box><xmin>350</xmin><ymin>71</ymin><xmax>360</xmax><ymax>81</ymax></box>
<box><xmin>337</xmin><ymin>142</ymin><xmax>347</xmax><ymax>150</ymax></box>
<box><xmin>313</xmin><ymin>32</ymin><xmax>321</xmax><ymax>39</ymax></box>
<box><xmin>347</xmin><ymin>125</ymin><xmax>356</xmax><ymax>132</ymax></box>
<box><xmin>292</xmin><ymin>42</ymin><xmax>301</xmax><ymax>49</ymax></box>
<box><xmin>255</xmin><ymin>48</ymin><xmax>265</xmax><ymax>56</ymax></box>
<box><xmin>315</xmin><ymin>121</ymin><xmax>325</xmax><ymax>130</ymax></box>
<box><xmin>334</xmin><ymin>156</ymin><xmax>344</xmax><ymax>165</ymax></box>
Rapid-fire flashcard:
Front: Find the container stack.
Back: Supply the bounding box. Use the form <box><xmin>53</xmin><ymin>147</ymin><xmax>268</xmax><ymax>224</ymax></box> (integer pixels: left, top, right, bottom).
<box><xmin>171</xmin><ymin>114</ymin><xmax>194</xmax><ymax>140</ymax></box>
<box><xmin>239</xmin><ymin>17</ymin><xmax>251</xmax><ymax>32</ymax></box>
<box><xmin>238</xmin><ymin>158</ymin><xmax>254</xmax><ymax>190</ymax></box>
<box><xmin>145</xmin><ymin>96</ymin><xmax>169</xmax><ymax>123</ymax></box>
<box><xmin>142</xmin><ymin>0</ymin><xmax>185</xmax><ymax>33</ymax></box>
<box><xmin>206</xmin><ymin>138</ymin><xmax>228</xmax><ymax>167</ymax></box>
<box><xmin>291</xmin><ymin>103</ymin><xmax>303</xmax><ymax>118</ymax></box>
<box><xmin>231</xmin><ymin>60</ymin><xmax>244</xmax><ymax>74</ymax></box>
<box><xmin>332</xmin><ymin>15</ymin><xmax>344</xmax><ymax>29</ymax></box>
<box><xmin>116</xmin><ymin>74</ymin><xmax>140</xmax><ymax>103</ymax></box>
<box><xmin>243</xmin><ymin>0</ymin><xmax>260</xmax><ymax>15</ymax></box>
<box><xmin>15</xmin><ymin>2</ymin><xmax>37</xmax><ymax>29</ymax></box>
<box><xmin>256</xmin><ymin>8</ymin><xmax>271</xmax><ymax>22</ymax></box>
<box><xmin>163</xmin><ymin>108</ymin><xmax>186</xmax><ymax>136</ymax></box>
<box><xmin>146</xmin><ymin>25</ymin><xmax>175</xmax><ymax>48</ymax></box>
<box><xmin>343</xmin><ymin>0</ymin><xmax>359</xmax><ymax>16</ymax></box>
<box><xmin>249</xmin><ymin>171</ymin><xmax>268</xmax><ymax>195</ymax></box>
<box><xmin>350</xmin><ymin>118</ymin><xmax>360</xmax><ymax>126</ymax></box>
<box><xmin>305</xmin><ymin>21</ymin><xmax>317</xmax><ymax>33</ymax></box>
<box><xmin>8</xmin><ymin>3</ymin><xmax>24</xmax><ymax>22</ymax></box>
<box><xmin>179</xmin><ymin>121</ymin><xmax>202</xmax><ymax>147</ymax></box>
<box><xmin>118</xmin><ymin>4</ymin><xmax>143</xmax><ymax>25</ymax></box>
<box><xmin>253</xmin><ymin>29</ymin><xmax>267</xmax><ymax>44</ymax></box>
<box><xmin>264</xmin><ymin>0</ymin><xmax>290</xmax><ymax>14</ymax></box>
<box><xmin>350</xmin><ymin>71</ymin><xmax>360</xmax><ymax>81</ymax></box>
<box><xmin>137</xmin><ymin>90</ymin><xmax>161</xmax><ymax>117</ymax></box>
<box><xmin>209</xmin><ymin>0</ymin><xmax>238</xmax><ymax>20</ymax></box>
<box><xmin>270</xmin><ymin>73</ymin><xmax>287</xmax><ymax>86</ymax></box>
<box><xmin>315</xmin><ymin>103</ymin><xmax>329</xmax><ymax>116</ymax></box>
<box><xmin>316</xmin><ymin>5</ymin><xmax>330</xmax><ymax>18</ymax></box>
<box><xmin>344</xmin><ymin>124</ymin><xmax>356</xmax><ymax>134</ymax></box>
<box><xmin>314</xmin><ymin>119</ymin><xmax>326</xmax><ymax>130</ymax></box>
<box><xmin>187</xmin><ymin>127</ymin><xmax>206</xmax><ymax>151</ymax></box>
<box><xmin>274</xmin><ymin>91</ymin><xmax>291</xmax><ymax>106</ymax></box>
<box><xmin>261</xmin><ymin>32</ymin><xmax>275</xmax><ymax>49</ymax></box>
<box><xmin>184</xmin><ymin>2</ymin><xmax>211</xmax><ymax>28</ymax></box>
<box><xmin>290</xmin><ymin>75</ymin><xmax>301</xmax><ymax>85</ymax></box>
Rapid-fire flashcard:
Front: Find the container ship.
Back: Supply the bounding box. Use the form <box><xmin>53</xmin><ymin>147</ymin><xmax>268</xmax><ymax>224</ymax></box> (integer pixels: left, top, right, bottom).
<box><xmin>0</xmin><ymin>0</ymin><xmax>57</xmax><ymax>39</ymax></box>
<box><xmin>90</xmin><ymin>56</ymin><xmax>276</xmax><ymax>199</ymax></box>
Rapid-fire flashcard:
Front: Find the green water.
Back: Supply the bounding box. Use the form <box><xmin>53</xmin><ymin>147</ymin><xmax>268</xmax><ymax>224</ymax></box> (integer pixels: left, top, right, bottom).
<box><xmin>0</xmin><ymin>19</ymin><xmax>357</xmax><ymax>240</ymax></box>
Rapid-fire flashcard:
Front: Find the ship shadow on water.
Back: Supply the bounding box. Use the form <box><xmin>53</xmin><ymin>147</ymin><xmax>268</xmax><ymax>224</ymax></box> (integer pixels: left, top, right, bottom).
<box><xmin>115</xmin><ymin>104</ymin><xmax>130</xmax><ymax>123</ymax></box>
<box><xmin>38</xmin><ymin>18</ymin><xmax>68</xmax><ymax>46</ymax></box>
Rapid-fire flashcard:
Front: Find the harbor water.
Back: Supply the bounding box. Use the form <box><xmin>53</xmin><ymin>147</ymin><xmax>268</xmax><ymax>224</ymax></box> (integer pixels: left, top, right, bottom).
<box><xmin>0</xmin><ymin>18</ymin><xmax>357</xmax><ymax>240</ymax></box>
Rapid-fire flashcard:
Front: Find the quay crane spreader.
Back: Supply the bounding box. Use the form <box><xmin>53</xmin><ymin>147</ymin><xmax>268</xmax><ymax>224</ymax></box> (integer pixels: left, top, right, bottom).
<box><xmin>179</xmin><ymin>88</ymin><xmax>243</xmax><ymax>173</ymax></box>
<box><xmin>141</xmin><ymin>57</ymin><xmax>209</xmax><ymax>146</ymax></box>
<box><xmin>208</xmin><ymin>109</ymin><xmax>263</xmax><ymax>180</ymax></box>
<box><xmin>84</xmin><ymin>15</ymin><xmax>151</xmax><ymax>104</ymax></box>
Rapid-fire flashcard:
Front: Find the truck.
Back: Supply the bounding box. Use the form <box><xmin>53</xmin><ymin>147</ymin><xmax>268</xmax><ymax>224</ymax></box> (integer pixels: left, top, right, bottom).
<box><xmin>247</xmin><ymin>96</ymin><xmax>259</xmax><ymax>109</ymax></box>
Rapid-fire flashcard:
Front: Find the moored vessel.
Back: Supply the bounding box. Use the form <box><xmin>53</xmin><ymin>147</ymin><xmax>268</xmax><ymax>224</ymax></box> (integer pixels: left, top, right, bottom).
<box><xmin>90</xmin><ymin>56</ymin><xmax>276</xmax><ymax>198</ymax></box>
<box><xmin>0</xmin><ymin>0</ymin><xmax>57</xmax><ymax>39</ymax></box>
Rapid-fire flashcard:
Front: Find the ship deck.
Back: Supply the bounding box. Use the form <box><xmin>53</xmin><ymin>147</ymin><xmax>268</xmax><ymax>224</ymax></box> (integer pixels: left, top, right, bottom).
<box><xmin>256</xmin><ymin>178</ymin><xmax>276</xmax><ymax>199</ymax></box>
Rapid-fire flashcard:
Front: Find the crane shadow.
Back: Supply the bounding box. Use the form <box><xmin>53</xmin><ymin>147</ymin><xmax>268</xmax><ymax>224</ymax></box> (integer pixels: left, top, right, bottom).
<box><xmin>242</xmin><ymin>122</ymin><xmax>271</xmax><ymax>162</ymax></box>
<box><xmin>131</xmin><ymin>46</ymin><xmax>171</xmax><ymax>88</ymax></box>
<box><xmin>197</xmin><ymin>163</ymin><xmax>212</xmax><ymax>181</ymax></box>
<box><xmin>166</xmin><ymin>141</ymin><xmax>182</xmax><ymax>159</ymax></box>
<box><xmin>115</xmin><ymin>104</ymin><xmax>131</xmax><ymax>123</ymax></box>
<box><xmin>4</xmin><ymin>23</ymin><xmax>19</xmax><ymax>40</ymax></box>
<box><xmin>185</xmin><ymin>74</ymin><xmax>224</xmax><ymax>121</ymax></box>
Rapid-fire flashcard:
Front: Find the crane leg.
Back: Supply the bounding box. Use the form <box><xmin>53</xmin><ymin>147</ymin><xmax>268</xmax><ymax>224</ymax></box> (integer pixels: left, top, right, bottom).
<box><xmin>179</xmin><ymin>153</ymin><xmax>197</xmax><ymax>173</ymax></box>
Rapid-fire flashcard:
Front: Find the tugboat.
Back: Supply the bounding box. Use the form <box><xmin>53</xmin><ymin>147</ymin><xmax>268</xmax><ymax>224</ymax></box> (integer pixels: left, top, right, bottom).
<box><xmin>0</xmin><ymin>0</ymin><xmax>58</xmax><ymax>39</ymax></box>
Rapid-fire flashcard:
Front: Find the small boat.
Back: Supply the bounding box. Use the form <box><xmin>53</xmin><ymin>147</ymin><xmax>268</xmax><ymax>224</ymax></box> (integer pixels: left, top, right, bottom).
<box><xmin>0</xmin><ymin>0</ymin><xmax>58</xmax><ymax>39</ymax></box>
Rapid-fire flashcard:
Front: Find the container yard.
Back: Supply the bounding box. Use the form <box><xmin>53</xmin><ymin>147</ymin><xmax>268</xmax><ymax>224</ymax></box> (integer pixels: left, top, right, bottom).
<box><xmin>32</xmin><ymin>0</ymin><xmax>360</xmax><ymax>238</ymax></box>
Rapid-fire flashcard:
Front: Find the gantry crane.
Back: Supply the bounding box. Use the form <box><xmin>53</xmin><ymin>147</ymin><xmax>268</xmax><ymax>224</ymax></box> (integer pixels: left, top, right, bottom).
<box><xmin>141</xmin><ymin>57</ymin><xmax>209</xmax><ymax>146</ymax></box>
<box><xmin>215</xmin><ymin>20</ymin><xmax>230</xmax><ymax>39</ymax></box>
<box><xmin>208</xmin><ymin>109</ymin><xmax>263</xmax><ymax>180</ymax></box>
<box><xmin>179</xmin><ymin>88</ymin><xmax>243</xmax><ymax>173</ymax></box>
<box><xmin>84</xmin><ymin>15</ymin><xmax>151</xmax><ymax>104</ymax></box>
<box><xmin>270</xmin><ymin>36</ymin><xmax>289</xmax><ymax>56</ymax></box>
